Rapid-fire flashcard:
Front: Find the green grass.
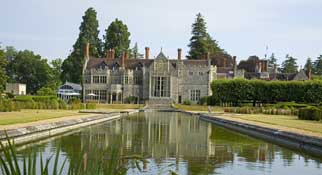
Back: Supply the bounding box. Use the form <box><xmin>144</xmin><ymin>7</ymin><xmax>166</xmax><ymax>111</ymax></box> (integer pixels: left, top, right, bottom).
<box><xmin>96</xmin><ymin>104</ymin><xmax>141</xmax><ymax>110</ymax></box>
<box><xmin>231</xmin><ymin>114</ymin><xmax>322</xmax><ymax>135</ymax></box>
<box><xmin>0</xmin><ymin>110</ymin><xmax>85</xmax><ymax>125</ymax></box>
<box><xmin>173</xmin><ymin>104</ymin><xmax>224</xmax><ymax>112</ymax></box>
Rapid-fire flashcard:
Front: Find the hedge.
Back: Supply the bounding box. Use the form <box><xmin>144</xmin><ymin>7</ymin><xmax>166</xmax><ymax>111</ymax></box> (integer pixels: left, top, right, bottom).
<box><xmin>210</xmin><ymin>79</ymin><xmax>322</xmax><ymax>106</ymax></box>
<box><xmin>298</xmin><ymin>106</ymin><xmax>322</xmax><ymax>121</ymax></box>
<box><xmin>0</xmin><ymin>96</ymin><xmax>97</xmax><ymax>112</ymax></box>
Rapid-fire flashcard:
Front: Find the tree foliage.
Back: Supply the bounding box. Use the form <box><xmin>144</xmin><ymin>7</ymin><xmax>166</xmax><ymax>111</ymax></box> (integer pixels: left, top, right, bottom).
<box><xmin>281</xmin><ymin>54</ymin><xmax>298</xmax><ymax>73</ymax></box>
<box><xmin>314</xmin><ymin>55</ymin><xmax>322</xmax><ymax>75</ymax></box>
<box><xmin>6</xmin><ymin>50</ymin><xmax>52</xmax><ymax>94</ymax></box>
<box><xmin>209</xmin><ymin>79</ymin><xmax>322</xmax><ymax>106</ymax></box>
<box><xmin>0</xmin><ymin>47</ymin><xmax>7</xmax><ymax>93</ymax></box>
<box><xmin>304</xmin><ymin>57</ymin><xmax>313</xmax><ymax>73</ymax></box>
<box><xmin>61</xmin><ymin>7</ymin><xmax>102</xmax><ymax>84</ymax></box>
<box><xmin>268</xmin><ymin>53</ymin><xmax>277</xmax><ymax>69</ymax></box>
<box><xmin>130</xmin><ymin>42</ymin><xmax>143</xmax><ymax>59</ymax></box>
<box><xmin>104</xmin><ymin>18</ymin><xmax>131</xmax><ymax>58</ymax></box>
<box><xmin>188</xmin><ymin>13</ymin><xmax>224</xmax><ymax>59</ymax></box>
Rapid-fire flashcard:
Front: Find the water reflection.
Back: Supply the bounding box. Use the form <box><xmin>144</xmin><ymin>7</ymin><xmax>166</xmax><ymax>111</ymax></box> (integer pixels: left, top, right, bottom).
<box><xmin>17</xmin><ymin>112</ymin><xmax>322</xmax><ymax>175</ymax></box>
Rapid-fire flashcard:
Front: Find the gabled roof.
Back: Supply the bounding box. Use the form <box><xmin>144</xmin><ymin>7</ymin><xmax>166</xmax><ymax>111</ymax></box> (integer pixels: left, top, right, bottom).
<box><xmin>155</xmin><ymin>51</ymin><xmax>168</xmax><ymax>60</ymax></box>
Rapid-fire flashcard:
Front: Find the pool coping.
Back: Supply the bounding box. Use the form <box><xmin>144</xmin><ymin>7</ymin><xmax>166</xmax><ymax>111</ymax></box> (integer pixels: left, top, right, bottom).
<box><xmin>0</xmin><ymin>110</ymin><xmax>138</xmax><ymax>146</ymax></box>
<box><xmin>191</xmin><ymin>112</ymin><xmax>322</xmax><ymax>158</ymax></box>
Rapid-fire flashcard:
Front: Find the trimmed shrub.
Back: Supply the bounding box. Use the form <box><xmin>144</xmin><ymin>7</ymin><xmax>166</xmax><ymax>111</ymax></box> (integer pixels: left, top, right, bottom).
<box><xmin>198</xmin><ymin>96</ymin><xmax>208</xmax><ymax>105</ymax></box>
<box><xmin>298</xmin><ymin>106</ymin><xmax>322</xmax><ymax>121</ymax></box>
<box><xmin>86</xmin><ymin>103</ymin><xmax>96</xmax><ymax>109</ymax></box>
<box><xmin>183</xmin><ymin>100</ymin><xmax>192</xmax><ymax>105</ymax></box>
<box><xmin>127</xmin><ymin>96</ymin><xmax>138</xmax><ymax>104</ymax></box>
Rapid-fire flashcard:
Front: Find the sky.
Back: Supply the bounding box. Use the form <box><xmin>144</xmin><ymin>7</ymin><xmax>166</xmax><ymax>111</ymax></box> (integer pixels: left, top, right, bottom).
<box><xmin>1</xmin><ymin>0</ymin><xmax>322</xmax><ymax>67</ymax></box>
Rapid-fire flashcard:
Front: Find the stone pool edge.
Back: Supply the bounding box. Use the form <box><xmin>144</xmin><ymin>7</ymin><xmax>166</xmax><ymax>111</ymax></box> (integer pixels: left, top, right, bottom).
<box><xmin>184</xmin><ymin>111</ymin><xmax>322</xmax><ymax>158</ymax></box>
<box><xmin>0</xmin><ymin>110</ymin><xmax>139</xmax><ymax>146</ymax></box>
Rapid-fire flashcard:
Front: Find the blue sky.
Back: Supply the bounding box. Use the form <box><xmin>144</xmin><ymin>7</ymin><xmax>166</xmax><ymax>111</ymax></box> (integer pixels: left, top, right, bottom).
<box><xmin>1</xmin><ymin>0</ymin><xmax>322</xmax><ymax>66</ymax></box>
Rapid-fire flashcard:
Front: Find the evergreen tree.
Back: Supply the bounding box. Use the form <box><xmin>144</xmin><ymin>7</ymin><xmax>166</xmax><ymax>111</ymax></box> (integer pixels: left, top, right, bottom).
<box><xmin>268</xmin><ymin>53</ymin><xmax>277</xmax><ymax>69</ymax></box>
<box><xmin>281</xmin><ymin>54</ymin><xmax>298</xmax><ymax>73</ymax></box>
<box><xmin>48</xmin><ymin>58</ymin><xmax>62</xmax><ymax>90</ymax></box>
<box><xmin>304</xmin><ymin>57</ymin><xmax>314</xmax><ymax>73</ymax></box>
<box><xmin>0</xmin><ymin>47</ymin><xmax>7</xmax><ymax>93</ymax></box>
<box><xmin>130</xmin><ymin>42</ymin><xmax>143</xmax><ymax>59</ymax></box>
<box><xmin>314</xmin><ymin>55</ymin><xmax>322</xmax><ymax>75</ymax></box>
<box><xmin>188</xmin><ymin>13</ymin><xmax>224</xmax><ymax>59</ymax></box>
<box><xmin>104</xmin><ymin>19</ymin><xmax>131</xmax><ymax>58</ymax></box>
<box><xmin>61</xmin><ymin>7</ymin><xmax>102</xmax><ymax>83</ymax></box>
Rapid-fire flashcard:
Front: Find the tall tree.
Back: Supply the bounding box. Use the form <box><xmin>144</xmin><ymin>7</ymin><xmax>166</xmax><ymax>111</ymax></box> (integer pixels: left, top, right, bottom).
<box><xmin>0</xmin><ymin>47</ymin><xmax>7</xmax><ymax>93</ymax></box>
<box><xmin>48</xmin><ymin>58</ymin><xmax>63</xmax><ymax>90</ymax></box>
<box><xmin>61</xmin><ymin>7</ymin><xmax>102</xmax><ymax>83</ymax></box>
<box><xmin>5</xmin><ymin>46</ymin><xmax>17</xmax><ymax>83</ymax></box>
<box><xmin>130</xmin><ymin>42</ymin><xmax>143</xmax><ymax>59</ymax></box>
<box><xmin>268</xmin><ymin>53</ymin><xmax>277</xmax><ymax>69</ymax></box>
<box><xmin>281</xmin><ymin>54</ymin><xmax>298</xmax><ymax>73</ymax></box>
<box><xmin>304</xmin><ymin>57</ymin><xmax>314</xmax><ymax>73</ymax></box>
<box><xmin>187</xmin><ymin>13</ymin><xmax>224</xmax><ymax>59</ymax></box>
<box><xmin>314</xmin><ymin>55</ymin><xmax>322</xmax><ymax>75</ymax></box>
<box><xmin>8</xmin><ymin>50</ymin><xmax>52</xmax><ymax>94</ymax></box>
<box><xmin>104</xmin><ymin>18</ymin><xmax>131</xmax><ymax>58</ymax></box>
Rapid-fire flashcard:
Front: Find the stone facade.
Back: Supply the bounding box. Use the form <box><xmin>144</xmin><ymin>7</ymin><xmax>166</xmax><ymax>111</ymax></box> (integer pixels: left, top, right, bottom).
<box><xmin>83</xmin><ymin>48</ymin><xmax>216</xmax><ymax>104</ymax></box>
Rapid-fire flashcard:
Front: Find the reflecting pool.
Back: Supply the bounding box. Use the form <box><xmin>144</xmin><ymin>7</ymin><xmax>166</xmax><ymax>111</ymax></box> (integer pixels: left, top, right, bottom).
<box><xmin>16</xmin><ymin>112</ymin><xmax>322</xmax><ymax>175</ymax></box>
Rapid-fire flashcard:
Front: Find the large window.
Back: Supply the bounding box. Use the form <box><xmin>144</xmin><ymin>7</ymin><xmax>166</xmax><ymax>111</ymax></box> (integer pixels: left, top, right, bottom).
<box><xmin>124</xmin><ymin>75</ymin><xmax>128</xmax><ymax>85</ymax></box>
<box><xmin>190</xmin><ymin>89</ymin><xmax>201</xmax><ymax>101</ymax></box>
<box><xmin>100</xmin><ymin>90</ymin><xmax>107</xmax><ymax>101</ymax></box>
<box><xmin>100</xmin><ymin>76</ymin><xmax>107</xmax><ymax>84</ymax></box>
<box><xmin>151</xmin><ymin>76</ymin><xmax>170</xmax><ymax>97</ymax></box>
<box><xmin>93</xmin><ymin>76</ymin><xmax>100</xmax><ymax>84</ymax></box>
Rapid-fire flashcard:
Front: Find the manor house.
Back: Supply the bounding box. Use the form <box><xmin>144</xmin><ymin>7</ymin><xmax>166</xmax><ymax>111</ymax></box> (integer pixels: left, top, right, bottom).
<box><xmin>83</xmin><ymin>44</ymin><xmax>217</xmax><ymax>104</ymax></box>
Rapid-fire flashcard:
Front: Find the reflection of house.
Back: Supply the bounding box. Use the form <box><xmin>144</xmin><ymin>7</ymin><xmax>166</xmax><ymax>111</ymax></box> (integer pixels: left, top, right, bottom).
<box><xmin>83</xmin><ymin>44</ymin><xmax>216</xmax><ymax>104</ymax></box>
<box><xmin>57</xmin><ymin>82</ymin><xmax>81</xmax><ymax>101</ymax></box>
<box><xmin>5</xmin><ymin>83</ymin><xmax>26</xmax><ymax>95</ymax></box>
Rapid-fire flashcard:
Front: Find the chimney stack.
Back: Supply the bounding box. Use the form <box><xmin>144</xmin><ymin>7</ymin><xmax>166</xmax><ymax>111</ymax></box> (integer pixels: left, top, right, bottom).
<box><xmin>145</xmin><ymin>47</ymin><xmax>150</xmax><ymax>60</ymax></box>
<box><xmin>223</xmin><ymin>58</ymin><xmax>227</xmax><ymax>67</ymax></box>
<box><xmin>273</xmin><ymin>64</ymin><xmax>277</xmax><ymax>79</ymax></box>
<box><xmin>233</xmin><ymin>56</ymin><xmax>237</xmax><ymax>67</ymax></box>
<box><xmin>84</xmin><ymin>43</ymin><xmax>90</xmax><ymax>58</ymax></box>
<box><xmin>111</xmin><ymin>49</ymin><xmax>115</xmax><ymax>59</ymax></box>
<box><xmin>308</xmin><ymin>67</ymin><xmax>312</xmax><ymax>80</ymax></box>
<box><xmin>106</xmin><ymin>49</ymin><xmax>111</xmax><ymax>59</ymax></box>
<box><xmin>125</xmin><ymin>51</ymin><xmax>129</xmax><ymax>60</ymax></box>
<box><xmin>122</xmin><ymin>52</ymin><xmax>125</xmax><ymax>68</ymax></box>
<box><xmin>178</xmin><ymin>48</ymin><xmax>182</xmax><ymax>60</ymax></box>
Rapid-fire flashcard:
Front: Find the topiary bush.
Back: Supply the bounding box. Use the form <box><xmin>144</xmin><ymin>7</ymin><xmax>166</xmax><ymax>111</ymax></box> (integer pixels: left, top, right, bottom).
<box><xmin>298</xmin><ymin>106</ymin><xmax>322</xmax><ymax>121</ymax></box>
<box><xmin>198</xmin><ymin>96</ymin><xmax>208</xmax><ymax>105</ymax></box>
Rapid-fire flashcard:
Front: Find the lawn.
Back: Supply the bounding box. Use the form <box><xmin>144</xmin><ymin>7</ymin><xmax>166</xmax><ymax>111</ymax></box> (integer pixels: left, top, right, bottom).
<box><xmin>226</xmin><ymin>114</ymin><xmax>322</xmax><ymax>135</ymax></box>
<box><xmin>173</xmin><ymin>104</ymin><xmax>224</xmax><ymax>112</ymax></box>
<box><xmin>0</xmin><ymin>110</ymin><xmax>85</xmax><ymax>125</ymax></box>
<box><xmin>96</xmin><ymin>104</ymin><xmax>141</xmax><ymax>110</ymax></box>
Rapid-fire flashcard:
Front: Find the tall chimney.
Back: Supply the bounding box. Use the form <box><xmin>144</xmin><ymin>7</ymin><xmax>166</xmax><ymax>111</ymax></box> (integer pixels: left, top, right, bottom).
<box><xmin>308</xmin><ymin>67</ymin><xmax>312</xmax><ymax>80</ymax></box>
<box><xmin>106</xmin><ymin>49</ymin><xmax>110</xmax><ymax>59</ymax></box>
<box><xmin>233</xmin><ymin>56</ymin><xmax>237</xmax><ymax>68</ymax></box>
<box><xmin>223</xmin><ymin>58</ymin><xmax>227</xmax><ymax>67</ymax></box>
<box><xmin>145</xmin><ymin>47</ymin><xmax>150</xmax><ymax>60</ymax></box>
<box><xmin>111</xmin><ymin>49</ymin><xmax>115</xmax><ymax>59</ymax></box>
<box><xmin>125</xmin><ymin>50</ymin><xmax>129</xmax><ymax>60</ymax></box>
<box><xmin>121</xmin><ymin>52</ymin><xmax>125</xmax><ymax>68</ymax></box>
<box><xmin>178</xmin><ymin>48</ymin><xmax>182</xmax><ymax>60</ymax></box>
<box><xmin>84</xmin><ymin>43</ymin><xmax>89</xmax><ymax>58</ymax></box>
